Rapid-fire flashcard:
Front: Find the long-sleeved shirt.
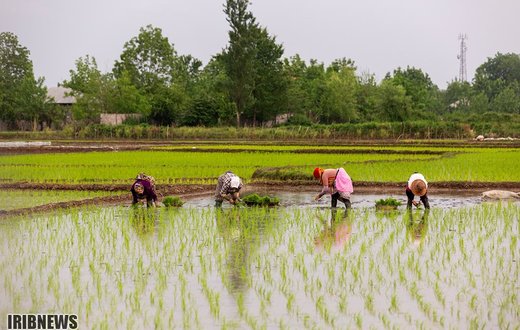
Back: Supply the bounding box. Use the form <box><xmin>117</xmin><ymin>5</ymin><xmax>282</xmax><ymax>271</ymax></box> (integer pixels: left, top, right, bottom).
<box><xmin>131</xmin><ymin>179</ymin><xmax>157</xmax><ymax>203</ymax></box>
<box><xmin>317</xmin><ymin>168</ymin><xmax>338</xmax><ymax>198</ymax></box>
<box><xmin>317</xmin><ymin>168</ymin><xmax>353</xmax><ymax>198</ymax></box>
<box><xmin>215</xmin><ymin>172</ymin><xmax>243</xmax><ymax>198</ymax></box>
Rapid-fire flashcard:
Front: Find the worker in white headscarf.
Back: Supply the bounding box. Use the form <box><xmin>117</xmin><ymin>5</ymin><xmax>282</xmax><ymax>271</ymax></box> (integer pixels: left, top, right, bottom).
<box><xmin>215</xmin><ymin>171</ymin><xmax>243</xmax><ymax>207</ymax></box>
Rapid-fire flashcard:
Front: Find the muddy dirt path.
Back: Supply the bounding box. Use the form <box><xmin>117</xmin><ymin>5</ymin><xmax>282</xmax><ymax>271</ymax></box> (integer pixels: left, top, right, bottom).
<box><xmin>2</xmin><ymin>181</ymin><xmax>519</xmax><ymax>192</ymax></box>
<box><xmin>1</xmin><ymin>139</ymin><xmax>519</xmax><ymax>155</ymax></box>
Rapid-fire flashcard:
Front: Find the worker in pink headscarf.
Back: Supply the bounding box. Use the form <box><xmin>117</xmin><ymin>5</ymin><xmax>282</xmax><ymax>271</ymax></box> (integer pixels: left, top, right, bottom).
<box><xmin>313</xmin><ymin>167</ymin><xmax>353</xmax><ymax>208</ymax></box>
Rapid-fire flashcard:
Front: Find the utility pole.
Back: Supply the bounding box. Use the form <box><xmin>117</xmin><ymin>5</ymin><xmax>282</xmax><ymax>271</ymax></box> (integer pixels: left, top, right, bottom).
<box><xmin>457</xmin><ymin>34</ymin><xmax>468</xmax><ymax>82</ymax></box>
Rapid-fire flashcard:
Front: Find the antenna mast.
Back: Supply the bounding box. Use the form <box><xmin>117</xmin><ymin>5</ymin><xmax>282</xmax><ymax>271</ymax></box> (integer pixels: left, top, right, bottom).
<box><xmin>457</xmin><ymin>34</ymin><xmax>468</xmax><ymax>82</ymax></box>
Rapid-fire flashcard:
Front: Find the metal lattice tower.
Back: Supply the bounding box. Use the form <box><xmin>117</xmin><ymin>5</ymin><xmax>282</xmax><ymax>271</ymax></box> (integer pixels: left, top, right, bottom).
<box><xmin>457</xmin><ymin>34</ymin><xmax>468</xmax><ymax>82</ymax></box>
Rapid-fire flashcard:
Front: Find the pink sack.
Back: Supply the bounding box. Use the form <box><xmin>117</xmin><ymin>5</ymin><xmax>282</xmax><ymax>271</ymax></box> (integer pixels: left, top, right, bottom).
<box><xmin>334</xmin><ymin>168</ymin><xmax>353</xmax><ymax>194</ymax></box>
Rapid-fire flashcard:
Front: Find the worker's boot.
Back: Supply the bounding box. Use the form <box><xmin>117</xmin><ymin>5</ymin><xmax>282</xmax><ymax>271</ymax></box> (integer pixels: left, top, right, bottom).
<box><xmin>331</xmin><ymin>192</ymin><xmax>339</xmax><ymax>208</ymax></box>
<box><xmin>337</xmin><ymin>196</ymin><xmax>351</xmax><ymax>209</ymax></box>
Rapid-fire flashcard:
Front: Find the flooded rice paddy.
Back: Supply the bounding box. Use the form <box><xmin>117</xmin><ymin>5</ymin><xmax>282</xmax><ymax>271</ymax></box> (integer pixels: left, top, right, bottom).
<box><xmin>187</xmin><ymin>191</ymin><xmax>485</xmax><ymax>209</ymax></box>
<box><xmin>0</xmin><ymin>193</ymin><xmax>518</xmax><ymax>329</ymax></box>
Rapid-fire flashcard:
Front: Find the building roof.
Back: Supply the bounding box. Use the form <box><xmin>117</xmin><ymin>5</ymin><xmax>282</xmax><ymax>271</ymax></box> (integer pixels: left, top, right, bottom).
<box><xmin>47</xmin><ymin>86</ymin><xmax>76</xmax><ymax>104</ymax></box>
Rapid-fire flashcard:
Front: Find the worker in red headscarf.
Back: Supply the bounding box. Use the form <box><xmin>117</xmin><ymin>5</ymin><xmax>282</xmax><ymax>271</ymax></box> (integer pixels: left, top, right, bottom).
<box><xmin>313</xmin><ymin>167</ymin><xmax>353</xmax><ymax>208</ymax></box>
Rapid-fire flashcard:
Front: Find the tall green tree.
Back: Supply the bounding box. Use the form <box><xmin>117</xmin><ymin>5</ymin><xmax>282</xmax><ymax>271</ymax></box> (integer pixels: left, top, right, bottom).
<box><xmin>283</xmin><ymin>55</ymin><xmax>312</xmax><ymax>124</ymax></box>
<box><xmin>113</xmin><ymin>25</ymin><xmax>194</xmax><ymax>125</ymax></box>
<box><xmin>0</xmin><ymin>32</ymin><xmax>50</xmax><ymax>129</ymax></box>
<box><xmin>356</xmin><ymin>72</ymin><xmax>379</xmax><ymax>121</ymax></box>
<box><xmin>304</xmin><ymin>59</ymin><xmax>327</xmax><ymax>122</ymax></box>
<box><xmin>63</xmin><ymin>56</ymin><xmax>111</xmax><ymax>123</ymax></box>
<box><xmin>17</xmin><ymin>75</ymin><xmax>52</xmax><ymax>130</ymax></box>
<box><xmin>148</xmin><ymin>83</ymin><xmax>189</xmax><ymax>125</ymax></box>
<box><xmin>468</xmin><ymin>93</ymin><xmax>489</xmax><ymax>114</ymax></box>
<box><xmin>473</xmin><ymin>52</ymin><xmax>520</xmax><ymax>102</ymax></box>
<box><xmin>110</xmin><ymin>71</ymin><xmax>151</xmax><ymax>116</ymax></box>
<box><xmin>490</xmin><ymin>82</ymin><xmax>520</xmax><ymax>114</ymax></box>
<box><xmin>64</xmin><ymin>55</ymin><xmax>151</xmax><ymax>123</ymax></box>
<box><xmin>113</xmin><ymin>25</ymin><xmax>177</xmax><ymax>92</ymax></box>
<box><xmin>183</xmin><ymin>57</ymin><xmax>234</xmax><ymax>126</ymax></box>
<box><xmin>375</xmin><ymin>80</ymin><xmax>412</xmax><ymax>122</ymax></box>
<box><xmin>247</xmin><ymin>26</ymin><xmax>287</xmax><ymax>126</ymax></box>
<box><xmin>444</xmin><ymin>80</ymin><xmax>472</xmax><ymax>113</ymax></box>
<box><xmin>320</xmin><ymin>58</ymin><xmax>358</xmax><ymax>123</ymax></box>
<box><xmin>220</xmin><ymin>0</ymin><xmax>258</xmax><ymax>127</ymax></box>
<box><xmin>385</xmin><ymin>66</ymin><xmax>439</xmax><ymax>114</ymax></box>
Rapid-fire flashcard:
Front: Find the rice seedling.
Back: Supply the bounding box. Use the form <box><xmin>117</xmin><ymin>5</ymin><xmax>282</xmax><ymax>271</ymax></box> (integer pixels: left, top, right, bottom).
<box><xmin>375</xmin><ymin>197</ymin><xmax>402</xmax><ymax>210</ymax></box>
<box><xmin>161</xmin><ymin>196</ymin><xmax>184</xmax><ymax>207</ymax></box>
<box><xmin>0</xmin><ymin>200</ymin><xmax>517</xmax><ymax>328</ymax></box>
<box><xmin>1</xmin><ymin>145</ymin><xmax>518</xmax><ymax>185</ymax></box>
<box><xmin>241</xmin><ymin>193</ymin><xmax>280</xmax><ymax>207</ymax></box>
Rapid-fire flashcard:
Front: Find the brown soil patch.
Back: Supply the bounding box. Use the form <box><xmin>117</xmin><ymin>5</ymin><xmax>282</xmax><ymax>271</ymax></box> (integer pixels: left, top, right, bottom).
<box><xmin>2</xmin><ymin>139</ymin><xmax>518</xmax><ymax>156</ymax></box>
<box><xmin>160</xmin><ymin>148</ymin><xmax>446</xmax><ymax>155</ymax></box>
<box><xmin>0</xmin><ymin>145</ymin><xmax>145</xmax><ymax>155</ymax></box>
<box><xmin>0</xmin><ymin>184</ymin><xmax>212</xmax><ymax>218</ymax></box>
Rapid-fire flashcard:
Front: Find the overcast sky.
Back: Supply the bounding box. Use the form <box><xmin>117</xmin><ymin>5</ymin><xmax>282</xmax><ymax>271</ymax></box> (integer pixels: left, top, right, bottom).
<box><xmin>2</xmin><ymin>0</ymin><xmax>519</xmax><ymax>89</ymax></box>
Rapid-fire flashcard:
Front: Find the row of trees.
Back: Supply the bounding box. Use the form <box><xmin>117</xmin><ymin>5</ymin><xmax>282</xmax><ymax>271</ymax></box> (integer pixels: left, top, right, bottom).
<box><xmin>2</xmin><ymin>0</ymin><xmax>520</xmax><ymax>131</ymax></box>
<box><xmin>0</xmin><ymin>32</ymin><xmax>61</xmax><ymax>130</ymax></box>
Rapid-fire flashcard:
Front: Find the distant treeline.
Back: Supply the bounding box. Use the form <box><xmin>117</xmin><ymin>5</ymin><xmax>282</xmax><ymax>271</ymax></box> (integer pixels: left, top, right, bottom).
<box><xmin>1</xmin><ymin>0</ymin><xmax>520</xmax><ymax>134</ymax></box>
<box><xmin>1</xmin><ymin>114</ymin><xmax>518</xmax><ymax>140</ymax></box>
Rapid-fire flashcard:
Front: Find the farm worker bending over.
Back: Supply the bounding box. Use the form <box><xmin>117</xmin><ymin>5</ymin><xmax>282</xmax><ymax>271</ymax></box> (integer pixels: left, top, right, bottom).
<box><xmin>131</xmin><ymin>173</ymin><xmax>158</xmax><ymax>207</ymax></box>
<box><xmin>215</xmin><ymin>171</ymin><xmax>243</xmax><ymax>207</ymax></box>
<box><xmin>313</xmin><ymin>167</ymin><xmax>353</xmax><ymax>208</ymax></box>
<box><xmin>406</xmin><ymin>172</ymin><xmax>430</xmax><ymax>209</ymax></box>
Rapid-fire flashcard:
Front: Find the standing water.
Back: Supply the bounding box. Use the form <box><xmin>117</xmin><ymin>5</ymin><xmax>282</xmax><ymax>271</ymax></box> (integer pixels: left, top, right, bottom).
<box><xmin>0</xmin><ymin>197</ymin><xmax>518</xmax><ymax>329</ymax></box>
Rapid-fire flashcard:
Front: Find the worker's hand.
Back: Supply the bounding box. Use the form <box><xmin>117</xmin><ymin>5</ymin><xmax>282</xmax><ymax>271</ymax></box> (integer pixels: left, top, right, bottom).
<box><xmin>314</xmin><ymin>194</ymin><xmax>321</xmax><ymax>201</ymax></box>
<box><xmin>412</xmin><ymin>201</ymin><xmax>419</xmax><ymax>207</ymax></box>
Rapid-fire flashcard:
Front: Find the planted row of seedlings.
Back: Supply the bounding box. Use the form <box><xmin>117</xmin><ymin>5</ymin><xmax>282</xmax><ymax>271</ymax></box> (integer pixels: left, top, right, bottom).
<box><xmin>0</xmin><ymin>202</ymin><xmax>517</xmax><ymax>328</ymax></box>
<box><xmin>6</xmin><ymin>148</ymin><xmax>512</xmax><ymax>184</ymax></box>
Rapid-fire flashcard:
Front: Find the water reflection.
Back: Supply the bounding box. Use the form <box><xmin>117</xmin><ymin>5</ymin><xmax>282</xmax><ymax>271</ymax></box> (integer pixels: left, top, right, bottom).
<box><xmin>215</xmin><ymin>207</ymin><xmax>280</xmax><ymax>295</ymax></box>
<box><xmin>187</xmin><ymin>191</ymin><xmax>484</xmax><ymax>209</ymax></box>
<box><xmin>129</xmin><ymin>207</ymin><xmax>159</xmax><ymax>238</ymax></box>
<box><xmin>315</xmin><ymin>208</ymin><xmax>353</xmax><ymax>252</ymax></box>
<box><xmin>215</xmin><ymin>208</ymin><xmax>248</xmax><ymax>293</ymax></box>
<box><xmin>405</xmin><ymin>209</ymin><xmax>430</xmax><ymax>248</ymax></box>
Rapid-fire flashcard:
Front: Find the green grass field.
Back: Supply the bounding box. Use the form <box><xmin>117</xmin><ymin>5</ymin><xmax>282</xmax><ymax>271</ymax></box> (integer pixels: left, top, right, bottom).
<box><xmin>0</xmin><ymin>144</ymin><xmax>518</xmax><ymax>184</ymax></box>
